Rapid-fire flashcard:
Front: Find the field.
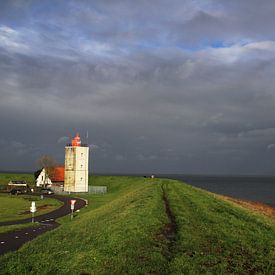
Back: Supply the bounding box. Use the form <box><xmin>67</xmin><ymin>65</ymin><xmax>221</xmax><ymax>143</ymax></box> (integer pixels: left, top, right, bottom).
<box><xmin>0</xmin><ymin>194</ymin><xmax>62</xmax><ymax>222</ymax></box>
<box><xmin>0</xmin><ymin>173</ymin><xmax>35</xmax><ymax>187</ymax></box>
<box><xmin>0</xmin><ymin>175</ymin><xmax>274</xmax><ymax>274</ymax></box>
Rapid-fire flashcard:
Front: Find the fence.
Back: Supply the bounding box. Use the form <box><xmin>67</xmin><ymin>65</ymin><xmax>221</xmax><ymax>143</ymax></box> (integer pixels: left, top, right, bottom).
<box><xmin>50</xmin><ymin>185</ymin><xmax>64</xmax><ymax>193</ymax></box>
<box><xmin>88</xmin><ymin>186</ymin><xmax>107</xmax><ymax>194</ymax></box>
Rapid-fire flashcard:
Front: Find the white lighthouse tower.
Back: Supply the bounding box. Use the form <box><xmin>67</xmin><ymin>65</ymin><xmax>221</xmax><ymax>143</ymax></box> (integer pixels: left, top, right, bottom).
<box><xmin>64</xmin><ymin>133</ymin><xmax>89</xmax><ymax>192</ymax></box>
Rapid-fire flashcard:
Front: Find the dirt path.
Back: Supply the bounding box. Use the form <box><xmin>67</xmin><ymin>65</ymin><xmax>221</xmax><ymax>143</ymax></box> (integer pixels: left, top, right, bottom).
<box><xmin>218</xmin><ymin>195</ymin><xmax>275</xmax><ymax>220</ymax></box>
<box><xmin>161</xmin><ymin>185</ymin><xmax>177</xmax><ymax>261</ymax></box>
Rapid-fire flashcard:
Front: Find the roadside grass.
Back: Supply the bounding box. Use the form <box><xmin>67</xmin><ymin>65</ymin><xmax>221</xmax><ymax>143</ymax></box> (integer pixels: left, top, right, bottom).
<box><xmin>162</xmin><ymin>179</ymin><xmax>275</xmax><ymax>274</ymax></box>
<box><xmin>0</xmin><ymin>223</ymin><xmax>40</xmax><ymax>234</ymax></box>
<box><xmin>0</xmin><ymin>194</ymin><xmax>63</xmax><ymax>222</ymax></box>
<box><xmin>0</xmin><ymin>175</ymin><xmax>274</xmax><ymax>274</ymax></box>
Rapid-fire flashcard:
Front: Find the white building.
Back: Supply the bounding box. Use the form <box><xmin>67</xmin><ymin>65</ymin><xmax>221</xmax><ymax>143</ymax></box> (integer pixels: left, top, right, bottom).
<box><xmin>64</xmin><ymin>133</ymin><xmax>89</xmax><ymax>192</ymax></box>
<box><xmin>35</xmin><ymin>168</ymin><xmax>52</xmax><ymax>187</ymax></box>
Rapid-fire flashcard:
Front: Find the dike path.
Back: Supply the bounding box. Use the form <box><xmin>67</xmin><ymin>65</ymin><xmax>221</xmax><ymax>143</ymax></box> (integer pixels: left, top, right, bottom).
<box><xmin>0</xmin><ymin>194</ymin><xmax>87</xmax><ymax>256</ymax></box>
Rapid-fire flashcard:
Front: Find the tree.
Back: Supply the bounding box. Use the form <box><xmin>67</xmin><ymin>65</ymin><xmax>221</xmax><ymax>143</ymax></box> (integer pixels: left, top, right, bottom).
<box><xmin>37</xmin><ymin>155</ymin><xmax>58</xmax><ymax>187</ymax></box>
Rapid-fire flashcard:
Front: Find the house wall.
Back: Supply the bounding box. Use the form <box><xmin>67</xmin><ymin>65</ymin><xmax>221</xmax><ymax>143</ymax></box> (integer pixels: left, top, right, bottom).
<box><xmin>36</xmin><ymin>168</ymin><xmax>52</xmax><ymax>187</ymax></box>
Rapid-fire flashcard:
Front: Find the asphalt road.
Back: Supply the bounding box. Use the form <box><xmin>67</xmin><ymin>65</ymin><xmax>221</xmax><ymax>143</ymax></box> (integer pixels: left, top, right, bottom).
<box><xmin>0</xmin><ymin>194</ymin><xmax>87</xmax><ymax>256</ymax></box>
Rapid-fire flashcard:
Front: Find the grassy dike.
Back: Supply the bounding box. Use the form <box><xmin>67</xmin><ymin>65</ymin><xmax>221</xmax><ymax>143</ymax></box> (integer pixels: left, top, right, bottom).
<box><xmin>162</xmin><ymin>180</ymin><xmax>275</xmax><ymax>274</ymax></box>
<box><xmin>0</xmin><ymin>176</ymin><xmax>274</xmax><ymax>274</ymax></box>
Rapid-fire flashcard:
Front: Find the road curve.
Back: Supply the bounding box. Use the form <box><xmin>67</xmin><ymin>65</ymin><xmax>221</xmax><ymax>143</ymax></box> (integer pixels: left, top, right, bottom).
<box><xmin>0</xmin><ymin>194</ymin><xmax>87</xmax><ymax>256</ymax></box>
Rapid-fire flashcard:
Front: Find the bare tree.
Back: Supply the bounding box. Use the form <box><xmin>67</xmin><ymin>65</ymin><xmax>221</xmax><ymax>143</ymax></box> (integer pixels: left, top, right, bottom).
<box><xmin>37</xmin><ymin>155</ymin><xmax>58</xmax><ymax>187</ymax></box>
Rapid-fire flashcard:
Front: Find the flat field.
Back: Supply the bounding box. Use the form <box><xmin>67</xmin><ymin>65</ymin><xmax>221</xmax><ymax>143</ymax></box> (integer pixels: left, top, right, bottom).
<box><xmin>0</xmin><ymin>194</ymin><xmax>62</xmax><ymax>222</ymax></box>
<box><xmin>0</xmin><ymin>173</ymin><xmax>35</xmax><ymax>185</ymax></box>
<box><xmin>0</xmin><ymin>175</ymin><xmax>274</xmax><ymax>274</ymax></box>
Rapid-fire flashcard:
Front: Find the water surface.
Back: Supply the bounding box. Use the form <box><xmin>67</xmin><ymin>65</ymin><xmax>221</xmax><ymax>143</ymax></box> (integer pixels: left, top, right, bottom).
<box><xmin>159</xmin><ymin>175</ymin><xmax>275</xmax><ymax>207</ymax></box>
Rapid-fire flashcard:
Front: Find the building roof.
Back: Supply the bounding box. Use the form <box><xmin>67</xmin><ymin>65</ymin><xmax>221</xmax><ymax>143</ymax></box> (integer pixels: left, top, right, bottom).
<box><xmin>8</xmin><ymin>180</ymin><xmax>27</xmax><ymax>186</ymax></box>
<box><xmin>50</xmin><ymin>166</ymin><xmax>64</xmax><ymax>182</ymax></box>
<box><xmin>35</xmin><ymin>166</ymin><xmax>65</xmax><ymax>182</ymax></box>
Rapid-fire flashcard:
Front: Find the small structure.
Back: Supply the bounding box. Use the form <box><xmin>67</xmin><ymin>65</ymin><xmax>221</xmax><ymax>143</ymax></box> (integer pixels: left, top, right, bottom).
<box><xmin>64</xmin><ymin>133</ymin><xmax>89</xmax><ymax>193</ymax></box>
<box><xmin>35</xmin><ymin>169</ymin><xmax>52</xmax><ymax>187</ymax></box>
<box><xmin>35</xmin><ymin>166</ymin><xmax>64</xmax><ymax>187</ymax></box>
<box><xmin>7</xmin><ymin>180</ymin><xmax>29</xmax><ymax>191</ymax></box>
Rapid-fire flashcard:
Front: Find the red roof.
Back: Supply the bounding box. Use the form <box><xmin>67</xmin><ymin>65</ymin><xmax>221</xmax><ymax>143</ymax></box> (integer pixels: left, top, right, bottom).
<box><xmin>50</xmin><ymin>166</ymin><xmax>64</xmax><ymax>182</ymax></box>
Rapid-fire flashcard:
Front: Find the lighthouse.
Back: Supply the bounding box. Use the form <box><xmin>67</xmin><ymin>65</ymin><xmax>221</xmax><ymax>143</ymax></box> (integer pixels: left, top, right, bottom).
<box><xmin>64</xmin><ymin>133</ymin><xmax>89</xmax><ymax>192</ymax></box>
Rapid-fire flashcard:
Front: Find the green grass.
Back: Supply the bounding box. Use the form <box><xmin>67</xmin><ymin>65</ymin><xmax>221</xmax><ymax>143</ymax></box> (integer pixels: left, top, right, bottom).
<box><xmin>0</xmin><ymin>173</ymin><xmax>35</xmax><ymax>186</ymax></box>
<box><xmin>0</xmin><ymin>175</ymin><xmax>274</xmax><ymax>274</ymax></box>
<box><xmin>0</xmin><ymin>194</ymin><xmax>63</xmax><ymax>222</ymax></box>
<box><xmin>1</xmin><ymin>176</ymin><xmax>168</xmax><ymax>274</ymax></box>
<box><xmin>162</xmin><ymin>179</ymin><xmax>275</xmax><ymax>274</ymax></box>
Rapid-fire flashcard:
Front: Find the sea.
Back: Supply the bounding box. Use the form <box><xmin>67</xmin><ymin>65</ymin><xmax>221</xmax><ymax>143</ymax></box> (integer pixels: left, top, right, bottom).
<box><xmin>158</xmin><ymin>174</ymin><xmax>275</xmax><ymax>207</ymax></box>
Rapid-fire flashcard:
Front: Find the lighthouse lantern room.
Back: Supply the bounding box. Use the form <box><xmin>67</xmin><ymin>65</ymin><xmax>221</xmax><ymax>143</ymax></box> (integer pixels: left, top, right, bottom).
<box><xmin>64</xmin><ymin>133</ymin><xmax>89</xmax><ymax>192</ymax></box>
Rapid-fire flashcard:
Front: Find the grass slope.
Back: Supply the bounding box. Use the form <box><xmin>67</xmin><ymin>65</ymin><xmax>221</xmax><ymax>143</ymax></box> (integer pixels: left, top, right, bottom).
<box><xmin>163</xmin><ymin>179</ymin><xmax>275</xmax><ymax>274</ymax></box>
<box><xmin>1</xmin><ymin>176</ymin><xmax>168</xmax><ymax>274</ymax></box>
<box><xmin>0</xmin><ymin>176</ymin><xmax>274</xmax><ymax>274</ymax></box>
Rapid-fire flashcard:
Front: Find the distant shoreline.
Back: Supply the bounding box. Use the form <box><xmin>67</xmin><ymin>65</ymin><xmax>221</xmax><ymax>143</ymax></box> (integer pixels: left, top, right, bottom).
<box><xmin>1</xmin><ymin>171</ymin><xmax>275</xmax><ymax>178</ymax></box>
<box><xmin>0</xmin><ymin>171</ymin><xmax>274</xmax><ymax>206</ymax></box>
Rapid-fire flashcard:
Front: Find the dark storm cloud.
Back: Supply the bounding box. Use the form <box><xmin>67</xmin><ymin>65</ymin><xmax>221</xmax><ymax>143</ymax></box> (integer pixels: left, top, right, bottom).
<box><xmin>169</xmin><ymin>1</ymin><xmax>275</xmax><ymax>46</ymax></box>
<box><xmin>1</xmin><ymin>0</ymin><xmax>275</xmax><ymax>174</ymax></box>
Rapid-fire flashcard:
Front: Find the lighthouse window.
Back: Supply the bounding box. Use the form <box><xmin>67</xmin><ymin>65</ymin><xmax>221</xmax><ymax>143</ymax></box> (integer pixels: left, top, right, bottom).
<box><xmin>81</xmin><ymin>164</ymin><xmax>83</xmax><ymax>168</ymax></box>
<box><xmin>81</xmin><ymin>153</ymin><xmax>83</xmax><ymax>156</ymax></box>
<box><xmin>80</xmin><ymin>177</ymin><xmax>83</xmax><ymax>181</ymax></box>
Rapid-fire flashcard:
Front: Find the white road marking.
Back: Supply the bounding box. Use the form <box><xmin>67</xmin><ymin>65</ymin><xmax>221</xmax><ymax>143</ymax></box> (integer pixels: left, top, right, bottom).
<box><xmin>15</xmin><ymin>236</ymin><xmax>19</xmax><ymax>239</ymax></box>
<box><xmin>25</xmin><ymin>233</ymin><xmax>28</xmax><ymax>235</ymax></box>
<box><xmin>33</xmin><ymin>230</ymin><xmax>36</xmax><ymax>232</ymax></box>
<box><xmin>1</xmin><ymin>241</ymin><xmax>5</xmax><ymax>244</ymax></box>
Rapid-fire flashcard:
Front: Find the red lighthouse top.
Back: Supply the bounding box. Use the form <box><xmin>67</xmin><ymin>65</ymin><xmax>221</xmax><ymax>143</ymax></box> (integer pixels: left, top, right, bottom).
<box><xmin>71</xmin><ymin>133</ymin><xmax>81</xmax><ymax>147</ymax></box>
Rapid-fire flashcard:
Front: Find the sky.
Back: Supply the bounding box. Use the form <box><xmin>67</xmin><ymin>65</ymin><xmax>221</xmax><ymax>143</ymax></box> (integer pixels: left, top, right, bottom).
<box><xmin>1</xmin><ymin>0</ymin><xmax>275</xmax><ymax>175</ymax></box>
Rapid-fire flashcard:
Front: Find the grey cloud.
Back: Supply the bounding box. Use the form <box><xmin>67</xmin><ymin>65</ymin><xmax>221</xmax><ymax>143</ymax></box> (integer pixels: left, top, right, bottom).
<box><xmin>89</xmin><ymin>144</ymin><xmax>99</xmax><ymax>150</ymax></box>
<box><xmin>267</xmin><ymin>144</ymin><xmax>275</xmax><ymax>150</ymax></box>
<box><xmin>57</xmin><ymin>136</ymin><xmax>70</xmax><ymax>144</ymax></box>
<box><xmin>1</xmin><ymin>1</ymin><xmax>275</xmax><ymax>174</ymax></box>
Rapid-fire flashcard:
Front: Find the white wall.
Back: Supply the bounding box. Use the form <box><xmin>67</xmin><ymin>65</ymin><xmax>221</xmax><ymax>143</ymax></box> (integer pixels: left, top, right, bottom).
<box><xmin>64</xmin><ymin>146</ymin><xmax>89</xmax><ymax>192</ymax></box>
<box><xmin>36</xmin><ymin>168</ymin><xmax>52</xmax><ymax>187</ymax></box>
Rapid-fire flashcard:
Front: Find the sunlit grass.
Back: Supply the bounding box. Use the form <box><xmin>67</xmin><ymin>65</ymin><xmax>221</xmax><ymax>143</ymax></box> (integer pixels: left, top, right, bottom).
<box><xmin>0</xmin><ymin>194</ymin><xmax>62</xmax><ymax>222</ymax></box>
<box><xmin>0</xmin><ymin>175</ymin><xmax>274</xmax><ymax>274</ymax></box>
